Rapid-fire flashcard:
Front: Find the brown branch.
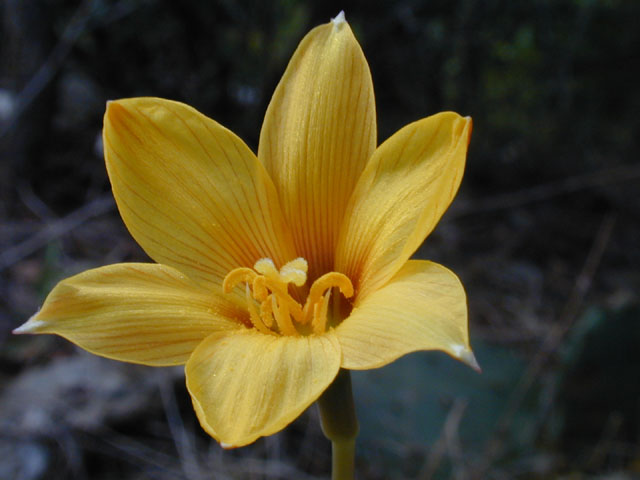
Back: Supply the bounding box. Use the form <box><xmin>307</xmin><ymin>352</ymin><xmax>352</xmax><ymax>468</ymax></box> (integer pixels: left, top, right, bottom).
<box><xmin>0</xmin><ymin>0</ymin><xmax>156</xmax><ymax>141</ymax></box>
<box><xmin>451</xmin><ymin>164</ymin><xmax>640</xmax><ymax>218</ymax></box>
<box><xmin>419</xmin><ymin>399</ymin><xmax>469</xmax><ymax>480</ymax></box>
<box><xmin>474</xmin><ymin>212</ymin><xmax>616</xmax><ymax>477</ymax></box>
<box><xmin>0</xmin><ymin>194</ymin><xmax>115</xmax><ymax>272</ymax></box>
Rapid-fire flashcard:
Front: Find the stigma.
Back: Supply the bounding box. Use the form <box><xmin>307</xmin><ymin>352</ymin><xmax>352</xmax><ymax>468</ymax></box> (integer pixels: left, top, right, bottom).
<box><xmin>222</xmin><ymin>258</ymin><xmax>354</xmax><ymax>336</ymax></box>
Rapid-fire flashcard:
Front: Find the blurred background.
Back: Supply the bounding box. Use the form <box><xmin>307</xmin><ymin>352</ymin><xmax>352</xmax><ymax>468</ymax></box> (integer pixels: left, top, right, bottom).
<box><xmin>1</xmin><ymin>0</ymin><xmax>639</xmax><ymax>479</ymax></box>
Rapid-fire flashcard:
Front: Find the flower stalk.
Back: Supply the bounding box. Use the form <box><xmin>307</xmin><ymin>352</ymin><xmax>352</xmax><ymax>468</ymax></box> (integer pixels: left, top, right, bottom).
<box><xmin>318</xmin><ymin>369</ymin><xmax>358</xmax><ymax>480</ymax></box>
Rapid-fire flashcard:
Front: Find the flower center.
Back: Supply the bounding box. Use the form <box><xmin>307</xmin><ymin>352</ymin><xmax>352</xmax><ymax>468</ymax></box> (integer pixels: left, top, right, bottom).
<box><xmin>222</xmin><ymin>257</ymin><xmax>354</xmax><ymax>336</ymax></box>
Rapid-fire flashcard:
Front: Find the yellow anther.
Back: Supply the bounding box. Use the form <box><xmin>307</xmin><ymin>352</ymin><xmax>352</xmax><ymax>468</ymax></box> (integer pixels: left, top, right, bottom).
<box><xmin>252</xmin><ymin>276</ymin><xmax>269</xmax><ymax>302</ymax></box>
<box><xmin>310</xmin><ymin>272</ymin><xmax>354</xmax><ymax>301</ymax></box>
<box><xmin>222</xmin><ymin>267</ymin><xmax>257</xmax><ymax>294</ymax></box>
<box><xmin>303</xmin><ymin>272</ymin><xmax>354</xmax><ymax>325</ymax></box>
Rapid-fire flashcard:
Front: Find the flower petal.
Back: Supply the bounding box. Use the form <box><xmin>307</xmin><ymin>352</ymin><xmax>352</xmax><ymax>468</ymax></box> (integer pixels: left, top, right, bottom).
<box><xmin>258</xmin><ymin>14</ymin><xmax>376</xmax><ymax>279</ymax></box>
<box><xmin>186</xmin><ymin>329</ymin><xmax>341</xmax><ymax>447</ymax></box>
<box><xmin>336</xmin><ymin>260</ymin><xmax>477</xmax><ymax>371</ymax></box>
<box><xmin>336</xmin><ymin>113</ymin><xmax>471</xmax><ymax>300</ymax></box>
<box><xmin>104</xmin><ymin>98</ymin><xmax>295</xmax><ymax>290</ymax></box>
<box><xmin>14</xmin><ymin>263</ymin><xmax>244</xmax><ymax>366</ymax></box>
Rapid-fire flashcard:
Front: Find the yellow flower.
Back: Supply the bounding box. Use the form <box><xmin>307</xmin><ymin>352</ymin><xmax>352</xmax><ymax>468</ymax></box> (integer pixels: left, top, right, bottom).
<box><xmin>14</xmin><ymin>12</ymin><xmax>476</xmax><ymax>448</ymax></box>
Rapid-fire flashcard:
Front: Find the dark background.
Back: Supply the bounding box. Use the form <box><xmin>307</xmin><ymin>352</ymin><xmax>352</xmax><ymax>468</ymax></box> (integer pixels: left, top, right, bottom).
<box><xmin>1</xmin><ymin>1</ymin><xmax>639</xmax><ymax>479</ymax></box>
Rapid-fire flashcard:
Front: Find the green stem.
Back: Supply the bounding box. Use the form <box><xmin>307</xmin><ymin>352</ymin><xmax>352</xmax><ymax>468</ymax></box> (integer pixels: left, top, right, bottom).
<box><xmin>317</xmin><ymin>369</ymin><xmax>358</xmax><ymax>480</ymax></box>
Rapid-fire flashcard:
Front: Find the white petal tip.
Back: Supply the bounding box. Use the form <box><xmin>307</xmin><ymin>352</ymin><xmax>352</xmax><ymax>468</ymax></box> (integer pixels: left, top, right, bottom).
<box><xmin>220</xmin><ymin>442</ymin><xmax>235</xmax><ymax>450</ymax></box>
<box><xmin>332</xmin><ymin>11</ymin><xmax>346</xmax><ymax>29</ymax></box>
<box><xmin>451</xmin><ymin>344</ymin><xmax>481</xmax><ymax>373</ymax></box>
<box><xmin>13</xmin><ymin>316</ymin><xmax>46</xmax><ymax>335</ymax></box>
<box><xmin>461</xmin><ymin>350</ymin><xmax>481</xmax><ymax>373</ymax></box>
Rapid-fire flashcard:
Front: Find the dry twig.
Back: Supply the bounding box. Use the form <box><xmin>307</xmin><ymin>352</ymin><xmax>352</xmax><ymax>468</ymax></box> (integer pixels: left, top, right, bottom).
<box><xmin>474</xmin><ymin>213</ymin><xmax>616</xmax><ymax>477</ymax></box>
<box><xmin>419</xmin><ymin>399</ymin><xmax>469</xmax><ymax>480</ymax></box>
<box><xmin>451</xmin><ymin>164</ymin><xmax>640</xmax><ymax>218</ymax></box>
<box><xmin>0</xmin><ymin>194</ymin><xmax>114</xmax><ymax>272</ymax></box>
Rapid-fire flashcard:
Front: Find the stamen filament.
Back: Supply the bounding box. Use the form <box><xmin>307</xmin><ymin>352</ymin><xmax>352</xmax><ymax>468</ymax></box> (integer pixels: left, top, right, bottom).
<box><xmin>255</xmin><ymin>276</ymin><xmax>304</xmax><ymax>322</ymax></box>
<box><xmin>312</xmin><ymin>290</ymin><xmax>332</xmax><ymax>335</ymax></box>
<box><xmin>271</xmin><ymin>295</ymin><xmax>298</xmax><ymax>336</ymax></box>
<box><xmin>260</xmin><ymin>297</ymin><xmax>274</xmax><ymax>328</ymax></box>
<box><xmin>245</xmin><ymin>284</ymin><xmax>274</xmax><ymax>335</ymax></box>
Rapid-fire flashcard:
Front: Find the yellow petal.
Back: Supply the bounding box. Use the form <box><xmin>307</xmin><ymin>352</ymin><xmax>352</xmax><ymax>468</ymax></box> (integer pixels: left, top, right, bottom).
<box><xmin>336</xmin><ymin>113</ymin><xmax>471</xmax><ymax>300</ymax></box>
<box><xmin>104</xmin><ymin>98</ymin><xmax>295</xmax><ymax>290</ymax></box>
<box><xmin>186</xmin><ymin>329</ymin><xmax>341</xmax><ymax>447</ymax></box>
<box><xmin>336</xmin><ymin>260</ymin><xmax>477</xmax><ymax>371</ymax></box>
<box><xmin>258</xmin><ymin>14</ymin><xmax>376</xmax><ymax>279</ymax></box>
<box><xmin>14</xmin><ymin>263</ymin><xmax>244</xmax><ymax>366</ymax></box>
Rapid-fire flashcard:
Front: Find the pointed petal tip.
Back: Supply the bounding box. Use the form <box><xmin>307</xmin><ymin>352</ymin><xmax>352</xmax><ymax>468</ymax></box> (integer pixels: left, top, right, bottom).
<box><xmin>461</xmin><ymin>348</ymin><xmax>482</xmax><ymax>373</ymax></box>
<box><xmin>450</xmin><ymin>343</ymin><xmax>481</xmax><ymax>373</ymax></box>
<box><xmin>104</xmin><ymin>99</ymin><xmax>127</xmax><ymax>124</ymax></box>
<box><xmin>105</xmin><ymin>99</ymin><xmax>124</xmax><ymax>114</ymax></box>
<box><xmin>332</xmin><ymin>11</ymin><xmax>346</xmax><ymax>29</ymax></box>
<box><xmin>105</xmin><ymin>98</ymin><xmax>144</xmax><ymax>123</ymax></box>
<box><xmin>12</xmin><ymin>315</ymin><xmax>45</xmax><ymax>335</ymax></box>
<box><xmin>456</xmin><ymin>114</ymin><xmax>472</xmax><ymax>130</ymax></box>
<box><xmin>463</xmin><ymin>115</ymin><xmax>473</xmax><ymax>144</ymax></box>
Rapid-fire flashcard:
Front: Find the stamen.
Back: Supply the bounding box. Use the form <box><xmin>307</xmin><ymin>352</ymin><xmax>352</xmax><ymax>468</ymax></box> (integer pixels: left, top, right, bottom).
<box><xmin>245</xmin><ymin>284</ymin><xmax>273</xmax><ymax>335</ymax></box>
<box><xmin>255</xmin><ymin>275</ymin><xmax>304</xmax><ymax>322</ymax></box>
<box><xmin>260</xmin><ymin>296</ymin><xmax>274</xmax><ymax>328</ymax></box>
<box><xmin>222</xmin><ymin>258</ymin><xmax>354</xmax><ymax>336</ymax></box>
<box><xmin>303</xmin><ymin>272</ymin><xmax>354</xmax><ymax>324</ymax></box>
<box><xmin>252</xmin><ymin>276</ymin><xmax>269</xmax><ymax>301</ymax></box>
<box><xmin>222</xmin><ymin>267</ymin><xmax>257</xmax><ymax>293</ymax></box>
<box><xmin>271</xmin><ymin>295</ymin><xmax>298</xmax><ymax>336</ymax></box>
